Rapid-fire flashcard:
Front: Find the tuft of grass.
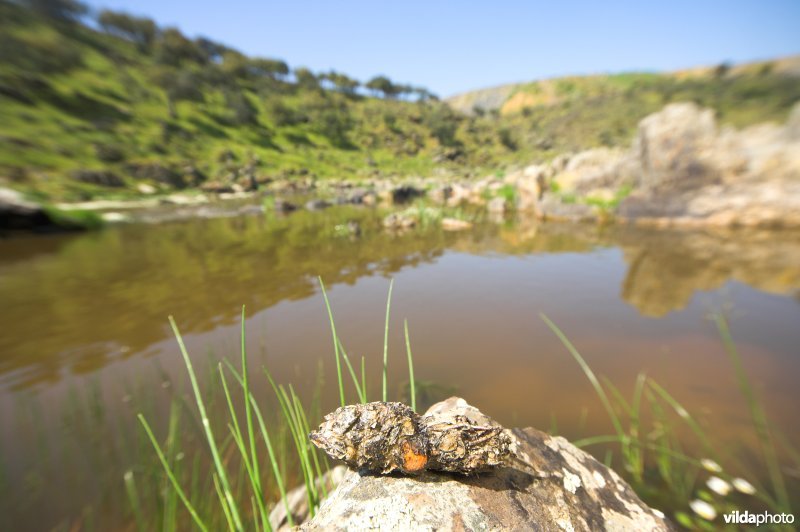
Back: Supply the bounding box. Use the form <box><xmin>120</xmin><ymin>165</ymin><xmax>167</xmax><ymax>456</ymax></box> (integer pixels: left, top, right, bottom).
<box><xmin>42</xmin><ymin>205</ymin><xmax>105</xmax><ymax>230</ymax></box>
<box><xmin>541</xmin><ymin>312</ymin><xmax>797</xmax><ymax>529</ymax></box>
<box><xmin>167</xmin><ymin>315</ymin><xmax>243</xmax><ymax>530</ymax></box>
<box><xmin>715</xmin><ymin>315</ymin><xmax>790</xmax><ymax>514</ymax></box>
<box><xmin>137</xmin><ymin>278</ymin><xmax>419</xmax><ymax>530</ymax></box>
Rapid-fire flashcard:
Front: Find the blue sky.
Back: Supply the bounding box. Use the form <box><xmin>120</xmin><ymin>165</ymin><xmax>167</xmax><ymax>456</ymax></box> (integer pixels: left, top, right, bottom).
<box><xmin>85</xmin><ymin>1</ymin><xmax>800</xmax><ymax>97</ymax></box>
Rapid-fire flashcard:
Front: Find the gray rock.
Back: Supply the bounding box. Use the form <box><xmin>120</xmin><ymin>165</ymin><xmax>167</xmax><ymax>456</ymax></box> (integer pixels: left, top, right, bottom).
<box><xmin>487</xmin><ymin>197</ymin><xmax>507</xmax><ymax>214</ymax></box>
<box><xmin>633</xmin><ymin>102</ymin><xmax>718</xmax><ymax>192</ymax></box>
<box><xmin>441</xmin><ymin>218</ymin><xmax>473</xmax><ymax>231</ymax></box>
<box><xmin>0</xmin><ymin>187</ymin><xmax>50</xmax><ymax>231</ymax></box>
<box><xmin>302</xmin><ymin>397</ymin><xmax>670</xmax><ymax>531</ymax></box>
<box><xmin>784</xmin><ymin>100</ymin><xmax>800</xmax><ymax>141</ymax></box>
<box><xmin>0</xmin><ymin>187</ymin><xmax>96</xmax><ymax>232</ymax></box>
<box><xmin>274</xmin><ymin>199</ymin><xmax>298</xmax><ymax>213</ymax></box>
<box><xmin>70</xmin><ymin>169</ymin><xmax>126</xmax><ymax>188</ymax></box>
<box><xmin>429</xmin><ymin>185</ymin><xmax>453</xmax><ymax>204</ymax></box>
<box><xmin>382</xmin><ymin>212</ymin><xmax>417</xmax><ymax>230</ymax></box>
<box><xmin>305</xmin><ymin>199</ymin><xmax>331</xmax><ymax>211</ymax></box>
<box><xmin>391</xmin><ymin>185</ymin><xmax>425</xmax><ymax>204</ymax></box>
<box><xmin>618</xmin><ymin>102</ymin><xmax>800</xmax><ymax>226</ymax></box>
<box><xmin>269</xmin><ymin>465</ymin><xmax>348</xmax><ymax>531</ymax></box>
<box><xmin>536</xmin><ymin>195</ymin><xmax>596</xmax><ymax>222</ymax></box>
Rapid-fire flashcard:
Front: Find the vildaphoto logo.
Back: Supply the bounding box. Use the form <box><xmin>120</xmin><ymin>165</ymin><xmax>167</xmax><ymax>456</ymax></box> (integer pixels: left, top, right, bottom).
<box><xmin>723</xmin><ymin>511</ymin><xmax>795</xmax><ymax>525</ymax></box>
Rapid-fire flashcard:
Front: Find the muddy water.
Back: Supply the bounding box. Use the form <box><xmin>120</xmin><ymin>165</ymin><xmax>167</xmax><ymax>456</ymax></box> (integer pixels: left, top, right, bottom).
<box><xmin>1</xmin><ymin>204</ymin><xmax>799</xmax><ymax>529</ymax></box>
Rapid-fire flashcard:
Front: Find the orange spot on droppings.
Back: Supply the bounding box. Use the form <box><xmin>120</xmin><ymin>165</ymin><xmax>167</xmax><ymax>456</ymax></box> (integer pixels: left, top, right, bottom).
<box><xmin>401</xmin><ymin>441</ymin><xmax>428</xmax><ymax>472</ymax></box>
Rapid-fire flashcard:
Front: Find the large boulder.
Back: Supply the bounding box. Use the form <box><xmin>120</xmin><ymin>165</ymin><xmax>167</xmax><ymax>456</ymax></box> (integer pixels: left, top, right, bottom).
<box><xmin>302</xmin><ymin>397</ymin><xmax>670</xmax><ymax>531</ymax></box>
<box><xmin>0</xmin><ymin>188</ymin><xmax>97</xmax><ymax>232</ymax></box>
<box><xmin>555</xmin><ymin>148</ymin><xmax>630</xmax><ymax>194</ymax></box>
<box><xmin>633</xmin><ymin>102</ymin><xmax>718</xmax><ymax>192</ymax></box>
<box><xmin>0</xmin><ymin>187</ymin><xmax>51</xmax><ymax>231</ymax></box>
<box><xmin>619</xmin><ymin>101</ymin><xmax>800</xmax><ymax>226</ymax></box>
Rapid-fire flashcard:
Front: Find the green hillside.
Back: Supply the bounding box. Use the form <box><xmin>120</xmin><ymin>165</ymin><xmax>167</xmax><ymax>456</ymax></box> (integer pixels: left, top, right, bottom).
<box><xmin>0</xmin><ymin>1</ymin><xmax>491</xmax><ymax>201</ymax></box>
<box><xmin>2</xmin><ymin>0</ymin><xmax>799</xmax><ymax>202</ymax></box>
<box><xmin>448</xmin><ymin>57</ymin><xmax>800</xmax><ymax>167</ymax></box>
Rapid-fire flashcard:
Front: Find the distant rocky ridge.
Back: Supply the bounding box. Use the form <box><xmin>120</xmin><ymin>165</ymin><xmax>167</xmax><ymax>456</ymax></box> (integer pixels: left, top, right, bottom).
<box><xmin>446</xmin><ymin>55</ymin><xmax>800</xmax><ymax>115</ymax></box>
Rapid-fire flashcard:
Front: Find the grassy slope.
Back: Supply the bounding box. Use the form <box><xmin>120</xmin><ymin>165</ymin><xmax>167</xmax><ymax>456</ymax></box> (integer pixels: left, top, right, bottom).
<box><xmin>0</xmin><ymin>4</ymin><xmax>487</xmax><ymax>201</ymax></box>
<box><xmin>2</xmin><ymin>3</ymin><xmax>799</xmax><ymax>202</ymax></box>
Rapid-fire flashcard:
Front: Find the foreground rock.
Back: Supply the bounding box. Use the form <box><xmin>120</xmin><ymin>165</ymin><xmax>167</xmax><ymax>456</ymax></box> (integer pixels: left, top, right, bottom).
<box><xmin>301</xmin><ymin>397</ymin><xmax>669</xmax><ymax>531</ymax></box>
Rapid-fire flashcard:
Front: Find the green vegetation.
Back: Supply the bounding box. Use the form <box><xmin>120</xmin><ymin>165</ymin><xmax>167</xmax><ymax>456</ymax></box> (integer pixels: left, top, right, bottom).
<box><xmin>41</xmin><ymin>203</ymin><xmax>105</xmax><ymax>229</ymax></box>
<box><xmin>0</xmin><ymin>1</ymin><xmax>477</xmax><ymax>201</ymax></box>
<box><xmin>2</xmin><ymin>270</ymin><xmax>797</xmax><ymax>529</ymax></box>
<box><xmin>132</xmin><ymin>300</ymin><xmax>798</xmax><ymax>531</ymax></box>
<box><xmin>2</xmin><ymin>1</ymin><xmax>798</xmax><ymax>203</ymax></box>
<box><xmin>542</xmin><ymin>313</ymin><xmax>797</xmax><ymax>530</ymax></box>
<box><xmin>135</xmin><ymin>279</ymin><xmax>414</xmax><ymax>530</ymax></box>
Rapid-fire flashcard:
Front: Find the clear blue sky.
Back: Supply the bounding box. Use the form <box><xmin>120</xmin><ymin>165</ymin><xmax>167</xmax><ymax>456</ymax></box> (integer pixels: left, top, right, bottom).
<box><xmin>85</xmin><ymin>0</ymin><xmax>800</xmax><ymax>97</ymax></box>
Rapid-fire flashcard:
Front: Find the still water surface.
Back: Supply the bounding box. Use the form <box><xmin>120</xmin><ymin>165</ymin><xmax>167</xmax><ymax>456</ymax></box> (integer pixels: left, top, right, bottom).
<box><xmin>1</xmin><ymin>205</ymin><xmax>799</xmax><ymax>528</ymax></box>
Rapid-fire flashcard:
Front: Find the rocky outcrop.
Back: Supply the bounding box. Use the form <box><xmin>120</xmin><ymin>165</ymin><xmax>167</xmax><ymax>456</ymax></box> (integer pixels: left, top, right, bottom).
<box><xmin>508</xmin><ymin>101</ymin><xmax>800</xmax><ymax>227</ymax></box>
<box><xmin>70</xmin><ymin>169</ymin><xmax>125</xmax><ymax>188</ymax></box>
<box><xmin>0</xmin><ymin>188</ymin><xmax>97</xmax><ymax>232</ymax></box>
<box><xmin>125</xmin><ymin>163</ymin><xmax>185</xmax><ymax>188</ymax></box>
<box><xmin>0</xmin><ymin>187</ymin><xmax>53</xmax><ymax>231</ymax></box>
<box><xmin>619</xmin><ymin>102</ymin><xmax>800</xmax><ymax>226</ymax></box>
<box><xmin>301</xmin><ymin>397</ymin><xmax>669</xmax><ymax>531</ymax></box>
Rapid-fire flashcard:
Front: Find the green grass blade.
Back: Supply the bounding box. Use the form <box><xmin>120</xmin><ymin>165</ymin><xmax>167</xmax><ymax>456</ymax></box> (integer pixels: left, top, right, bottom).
<box><xmin>138</xmin><ymin>414</ymin><xmax>208</xmax><ymax>532</ymax></box>
<box><xmin>361</xmin><ymin>356</ymin><xmax>367</xmax><ymax>402</ymax></box>
<box><xmin>169</xmin><ymin>316</ymin><xmax>243</xmax><ymax>531</ymax></box>
<box><xmin>264</xmin><ymin>369</ymin><xmax>316</xmax><ymax>517</ymax></box>
<box><xmin>224</xmin><ymin>361</ymin><xmax>293</xmax><ymax>527</ymax></box>
<box><xmin>382</xmin><ymin>279</ymin><xmax>394</xmax><ymax>401</ymax></box>
<box><xmin>715</xmin><ymin>314</ymin><xmax>790</xmax><ymax>513</ymax></box>
<box><xmin>163</xmin><ymin>400</ymin><xmax>181</xmax><ymax>532</ymax></box>
<box><xmin>212</xmin><ymin>472</ymin><xmax>236</xmax><ymax>532</ymax></box>
<box><xmin>123</xmin><ymin>470</ymin><xmax>146</xmax><ymax>532</ymax></box>
<box><xmin>540</xmin><ymin>314</ymin><xmax>626</xmax><ymax>441</ymax></box>
<box><xmin>628</xmin><ymin>372</ymin><xmax>646</xmax><ymax>482</ymax></box>
<box><xmin>646</xmin><ymin>379</ymin><xmax>716</xmax><ymax>456</ymax></box>
<box><xmin>290</xmin><ymin>386</ymin><xmax>327</xmax><ymax>501</ymax></box>
<box><xmin>252</xmin><ymin>496</ymin><xmax>263</xmax><ymax>532</ymax></box>
<box><xmin>337</xmin><ymin>339</ymin><xmax>365</xmax><ymax>403</ymax></box>
<box><xmin>319</xmin><ymin>277</ymin><xmax>345</xmax><ymax>407</ymax></box>
<box><xmin>280</xmin><ymin>384</ymin><xmax>317</xmax><ymax>504</ymax></box>
<box><xmin>219</xmin><ymin>365</ymin><xmax>270</xmax><ymax>532</ymax></box>
<box><xmin>404</xmin><ymin>319</ymin><xmax>416</xmax><ymax>412</ymax></box>
<box><xmin>226</xmin><ymin>422</ymin><xmax>270</xmax><ymax>531</ymax></box>
<box><xmin>572</xmin><ymin>434</ymin><xmax>622</xmax><ymax>447</ymax></box>
<box><xmin>241</xmin><ymin>306</ymin><xmax>261</xmax><ymax>495</ymax></box>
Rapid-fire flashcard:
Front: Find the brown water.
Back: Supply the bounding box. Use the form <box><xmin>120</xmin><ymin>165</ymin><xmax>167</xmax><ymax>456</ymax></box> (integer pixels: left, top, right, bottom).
<box><xmin>1</xmin><ymin>204</ymin><xmax>799</xmax><ymax>529</ymax></box>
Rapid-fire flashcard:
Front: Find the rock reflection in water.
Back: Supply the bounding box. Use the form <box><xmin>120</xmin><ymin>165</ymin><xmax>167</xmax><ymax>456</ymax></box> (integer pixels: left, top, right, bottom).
<box><xmin>616</xmin><ymin>227</ymin><xmax>800</xmax><ymax>316</ymax></box>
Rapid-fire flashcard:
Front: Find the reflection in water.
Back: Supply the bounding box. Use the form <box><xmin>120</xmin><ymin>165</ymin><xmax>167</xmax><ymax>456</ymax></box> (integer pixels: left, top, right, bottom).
<box><xmin>617</xmin><ymin>228</ymin><xmax>800</xmax><ymax>317</ymax></box>
<box><xmin>0</xmin><ymin>206</ymin><xmax>799</xmax><ymax>529</ymax></box>
<box><xmin>5</xmin><ymin>213</ymin><xmax>797</xmax><ymax>389</ymax></box>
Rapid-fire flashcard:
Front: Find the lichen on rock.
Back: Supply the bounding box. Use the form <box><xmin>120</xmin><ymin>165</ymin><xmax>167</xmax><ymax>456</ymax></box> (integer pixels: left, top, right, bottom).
<box><xmin>302</xmin><ymin>397</ymin><xmax>672</xmax><ymax>531</ymax></box>
<box><xmin>309</xmin><ymin>401</ymin><xmax>511</xmax><ymax>475</ymax></box>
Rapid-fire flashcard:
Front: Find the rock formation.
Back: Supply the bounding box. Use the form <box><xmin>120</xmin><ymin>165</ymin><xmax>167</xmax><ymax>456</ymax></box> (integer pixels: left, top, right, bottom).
<box><xmin>507</xmin><ymin>101</ymin><xmax>800</xmax><ymax>227</ymax></box>
<box><xmin>287</xmin><ymin>397</ymin><xmax>670</xmax><ymax>531</ymax></box>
